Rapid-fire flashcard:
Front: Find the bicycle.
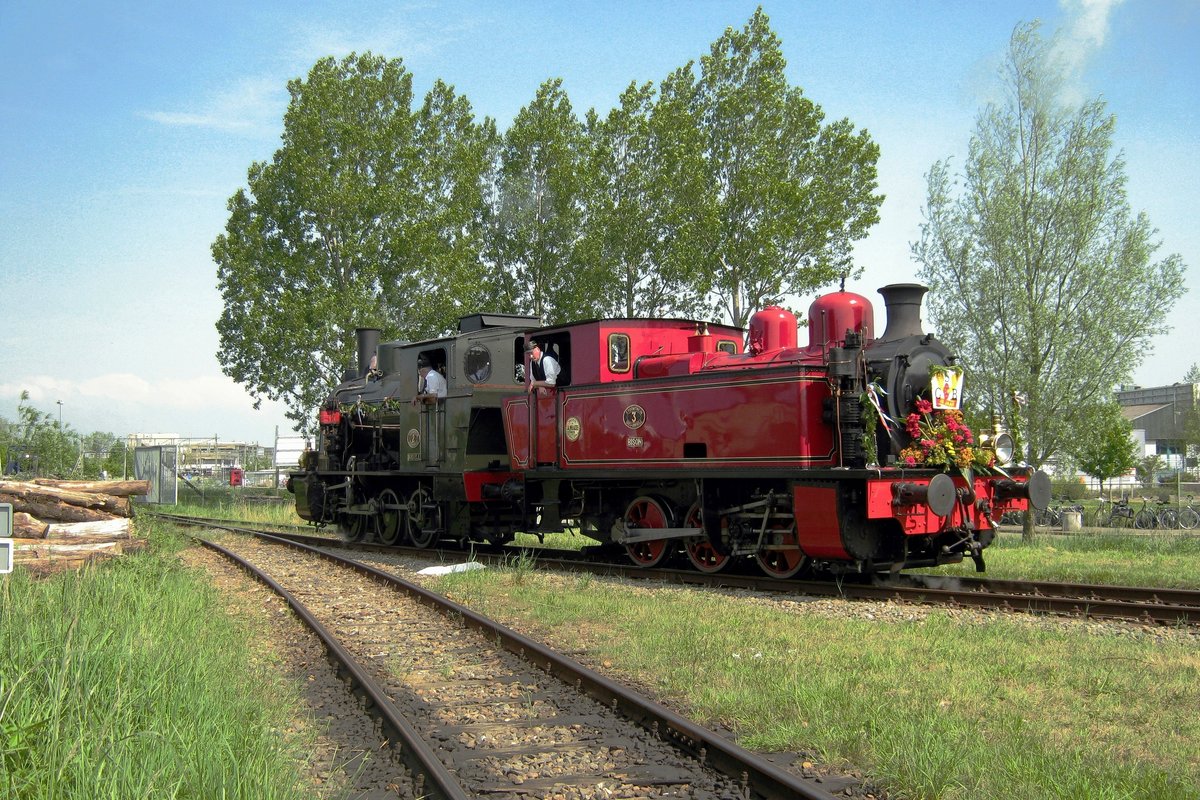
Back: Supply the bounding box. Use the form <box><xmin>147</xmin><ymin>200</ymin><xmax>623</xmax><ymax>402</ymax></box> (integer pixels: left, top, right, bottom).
<box><xmin>1156</xmin><ymin>498</ymin><xmax>1179</xmax><ymax>530</ymax></box>
<box><xmin>1132</xmin><ymin>496</ymin><xmax>1161</xmax><ymax>527</ymax></box>
<box><xmin>1035</xmin><ymin>495</ymin><xmax>1083</xmax><ymax>528</ymax></box>
<box><xmin>1096</xmin><ymin>496</ymin><xmax>1135</xmax><ymax>529</ymax></box>
<box><xmin>1176</xmin><ymin>494</ymin><xmax>1200</xmax><ymax>530</ymax></box>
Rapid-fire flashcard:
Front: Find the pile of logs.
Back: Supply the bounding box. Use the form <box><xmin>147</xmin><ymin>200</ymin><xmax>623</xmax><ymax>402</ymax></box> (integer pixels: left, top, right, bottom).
<box><xmin>2</xmin><ymin>478</ymin><xmax>151</xmax><ymax>575</ymax></box>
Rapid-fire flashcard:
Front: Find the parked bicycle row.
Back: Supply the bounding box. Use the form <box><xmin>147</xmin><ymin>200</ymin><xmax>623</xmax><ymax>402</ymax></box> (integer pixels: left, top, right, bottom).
<box><xmin>999</xmin><ymin>495</ymin><xmax>1200</xmax><ymax>530</ymax></box>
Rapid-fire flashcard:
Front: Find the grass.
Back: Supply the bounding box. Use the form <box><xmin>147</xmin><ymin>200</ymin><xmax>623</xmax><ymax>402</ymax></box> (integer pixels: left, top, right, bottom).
<box><xmin>0</xmin><ymin>521</ymin><xmax>322</xmax><ymax>799</ymax></box>
<box><xmin>173</xmin><ymin>486</ymin><xmax>300</xmax><ymax>528</ymax></box>
<box><xmin>434</xmin><ymin>561</ymin><xmax>1200</xmax><ymax>800</ymax></box>
<box><xmin>16</xmin><ymin>494</ymin><xmax>1198</xmax><ymax>798</ymax></box>
<box><xmin>928</xmin><ymin>529</ymin><xmax>1200</xmax><ymax>588</ymax></box>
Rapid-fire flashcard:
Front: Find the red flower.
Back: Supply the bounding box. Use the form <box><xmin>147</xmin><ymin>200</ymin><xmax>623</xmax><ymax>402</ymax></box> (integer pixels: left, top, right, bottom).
<box><xmin>915</xmin><ymin>398</ymin><xmax>933</xmax><ymax>414</ymax></box>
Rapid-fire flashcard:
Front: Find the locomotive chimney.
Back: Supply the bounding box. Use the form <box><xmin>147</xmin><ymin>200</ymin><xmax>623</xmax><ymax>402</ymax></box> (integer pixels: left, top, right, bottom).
<box><xmin>877</xmin><ymin>284</ymin><xmax>928</xmax><ymax>342</ymax></box>
<box><xmin>355</xmin><ymin>327</ymin><xmax>381</xmax><ymax>377</ymax></box>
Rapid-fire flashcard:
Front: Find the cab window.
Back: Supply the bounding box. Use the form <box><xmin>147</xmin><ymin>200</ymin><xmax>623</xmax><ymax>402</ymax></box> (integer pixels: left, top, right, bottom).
<box><xmin>608</xmin><ymin>333</ymin><xmax>630</xmax><ymax>373</ymax></box>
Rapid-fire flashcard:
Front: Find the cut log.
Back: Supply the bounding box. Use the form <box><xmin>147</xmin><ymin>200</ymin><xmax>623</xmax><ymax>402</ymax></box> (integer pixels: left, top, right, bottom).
<box><xmin>46</xmin><ymin>518</ymin><xmax>132</xmax><ymax>538</ymax></box>
<box><xmin>14</xmin><ymin>511</ymin><xmax>49</xmax><ymax>539</ymax></box>
<box><xmin>0</xmin><ymin>482</ymin><xmax>131</xmax><ymax>517</ymax></box>
<box><xmin>0</xmin><ymin>493</ymin><xmax>118</xmax><ymax>524</ymax></box>
<box><xmin>29</xmin><ymin>478</ymin><xmax>151</xmax><ymax>497</ymax></box>
<box><xmin>13</xmin><ymin>540</ymin><xmax>124</xmax><ymax>558</ymax></box>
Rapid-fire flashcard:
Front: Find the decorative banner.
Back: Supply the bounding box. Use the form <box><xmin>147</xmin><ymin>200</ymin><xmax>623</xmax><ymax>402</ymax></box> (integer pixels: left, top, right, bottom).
<box><xmin>931</xmin><ymin>366</ymin><xmax>963</xmax><ymax>411</ymax></box>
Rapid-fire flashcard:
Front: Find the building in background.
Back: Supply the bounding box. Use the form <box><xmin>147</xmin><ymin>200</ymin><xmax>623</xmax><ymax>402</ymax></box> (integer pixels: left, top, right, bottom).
<box><xmin>1115</xmin><ymin>382</ymin><xmax>1198</xmax><ymax>484</ymax></box>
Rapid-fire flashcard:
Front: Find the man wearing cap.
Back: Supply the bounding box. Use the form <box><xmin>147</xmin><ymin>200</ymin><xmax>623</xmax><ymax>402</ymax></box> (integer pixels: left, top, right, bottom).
<box><xmin>413</xmin><ymin>355</ymin><xmax>447</xmax><ymax>405</ymax></box>
<box><xmin>525</xmin><ymin>341</ymin><xmax>560</xmax><ymax>393</ymax></box>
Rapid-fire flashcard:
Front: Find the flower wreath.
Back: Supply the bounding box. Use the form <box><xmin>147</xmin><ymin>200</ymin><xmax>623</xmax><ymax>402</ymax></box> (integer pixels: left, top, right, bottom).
<box><xmin>898</xmin><ymin>398</ymin><xmax>995</xmax><ymax>471</ymax></box>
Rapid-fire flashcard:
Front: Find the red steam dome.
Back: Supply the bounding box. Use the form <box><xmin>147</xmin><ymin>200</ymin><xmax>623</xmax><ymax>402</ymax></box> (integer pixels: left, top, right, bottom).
<box><xmin>747</xmin><ymin>306</ymin><xmax>798</xmax><ymax>355</ymax></box>
<box><xmin>807</xmin><ymin>290</ymin><xmax>874</xmax><ymax>349</ymax></box>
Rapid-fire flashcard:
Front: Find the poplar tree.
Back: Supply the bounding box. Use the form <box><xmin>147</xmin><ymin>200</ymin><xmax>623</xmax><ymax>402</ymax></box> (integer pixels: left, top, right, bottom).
<box><xmin>579</xmin><ymin>81</ymin><xmax>707</xmax><ymax>319</ymax></box>
<box><xmin>689</xmin><ymin>7</ymin><xmax>882</xmax><ymax>327</ymax></box>
<box><xmin>913</xmin><ymin>22</ymin><xmax>1186</xmax><ymax>474</ymax></box>
<box><xmin>488</xmin><ymin>79</ymin><xmax>589</xmax><ymax>323</ymax></box>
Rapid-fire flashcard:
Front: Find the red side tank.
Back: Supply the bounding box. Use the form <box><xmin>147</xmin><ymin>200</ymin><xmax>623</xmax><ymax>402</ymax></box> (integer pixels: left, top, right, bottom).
<box><xmin>807</xmin><ymin>290</ymin><xmax>874</xmax><ymax>349</ymax></box>
<box><xmin>747</xmin><ymin>306</ymin><xmax>797</xmax><ymax>354</ymax></box>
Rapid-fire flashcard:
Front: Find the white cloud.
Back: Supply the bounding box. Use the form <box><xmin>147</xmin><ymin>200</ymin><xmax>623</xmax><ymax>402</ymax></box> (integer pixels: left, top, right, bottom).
<box><xmin>2</xmin><ymin>372</ymin><xmax>267</xmax><ymax>412</ymax></box>
<box><xmin>138</xmin><ymin>77</ymin><xmax>286</xmax><ymax>135</ymax></box>
<box><xmin>1</xmin><ymin>372</ymin><xmax>295</xmax><ymax>442</ymax></box>
<box><xmin>287</xmin><ymin>12</ymin><xmax>478</xmax><ymax>69</ymax></box>
<box><xmin>1055</xmin><ymin>0</ymin><xmax>1125</xmax><ymax>101</ymax></box>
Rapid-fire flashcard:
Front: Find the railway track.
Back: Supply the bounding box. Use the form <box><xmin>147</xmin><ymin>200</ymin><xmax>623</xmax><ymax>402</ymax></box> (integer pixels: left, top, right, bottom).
<box><xmin>171</xmin><ymin>515</ymin><xmax>845</xmax><ymax>800</ymax></box>
<box><xmin>155</xmin><ymin>513</ymin><xmax>1200</xmax><ymax>625</ymax></box>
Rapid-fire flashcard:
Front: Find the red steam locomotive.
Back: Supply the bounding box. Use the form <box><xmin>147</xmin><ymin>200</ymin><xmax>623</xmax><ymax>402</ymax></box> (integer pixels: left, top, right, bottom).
<box><xmin>290</xmin><ymin>283</ymin><xmax>1049</xmax><ymax>576</ymax></box>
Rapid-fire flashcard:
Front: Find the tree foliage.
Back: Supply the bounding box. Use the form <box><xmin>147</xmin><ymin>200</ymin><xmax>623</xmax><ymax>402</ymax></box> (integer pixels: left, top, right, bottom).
<box><xmin>913</xmin><ymin>21</ymin><xmax>1186</xmax><ymax>472</ymax></box>
<box><xmin>214</xmin><ymin>54</ymin><xmax>496</xmax><ymax>433</ymax></box>
<box><xmin>215</xmin><ymin>10</ymin><xmax>884</xmax><ymax>427</ymax></box>
<box><xmin>488</xmin><ymin>79</ymin><xmax>589</xmax><ymax>322</ymax></box>
<box><xmin>1067</xmin><ymin>401</ymin><xmax>1137</xmax><ymax>494</ymax></box>
<box><xmin>578</xmin><ymin>81</ymin><xmax>707</xmax><ymax>318</ymax></box>
<box><xmin>689</xmin><ymin>7</ymin><xmax>882</xmax><ymax>326</ymax></box>
<box><xmin>0</xmin><ymin>392</ymin><xmax>83</xmax><ymax>478</ymax></box>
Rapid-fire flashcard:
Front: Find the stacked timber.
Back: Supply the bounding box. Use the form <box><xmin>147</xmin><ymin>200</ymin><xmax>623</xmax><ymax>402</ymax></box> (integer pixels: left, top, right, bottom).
<box><xmin>1</xmin><ymin>478</ymin><xmax>150</xmax><ymax>575</ymax></box>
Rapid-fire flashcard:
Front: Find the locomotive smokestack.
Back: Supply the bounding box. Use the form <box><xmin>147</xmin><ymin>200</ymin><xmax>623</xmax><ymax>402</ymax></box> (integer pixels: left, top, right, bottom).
<box><xmin>355</xmin><ymin>327</ymin><xmax>381</xmax><ymax>377</ymax></box>
<box><xmin>877</xmin><ymin>284</ymin><xmax>928</xmax><ymax>342</ymax></box>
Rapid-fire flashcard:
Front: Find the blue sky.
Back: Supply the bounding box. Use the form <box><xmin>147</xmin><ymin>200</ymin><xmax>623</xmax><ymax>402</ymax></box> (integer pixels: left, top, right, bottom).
<box><xmin>1</xmin><ymin>0</ymin><xmax>1196</xmax><ymax>445</ymax></box>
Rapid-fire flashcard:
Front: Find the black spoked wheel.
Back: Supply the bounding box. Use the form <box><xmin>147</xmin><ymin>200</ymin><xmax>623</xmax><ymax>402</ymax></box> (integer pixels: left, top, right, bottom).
<box><xmin>340</xmin><ymin>512</ymin><xmax>370</xmax><ymax>543</ymax></box>
<box><xmin>377</xmin><ymin>489</ymin><xmax>403</xmax><ymax>546</ymax></box>
<box><xmin>406</xmin><ymin>487</ymin><xmax>441</xmax><ymax>549</ymax></box>
<box><xmin>1178</xmin><ymin>507</ymin><xmax>1200</xmax><ymax>530</ymax></box>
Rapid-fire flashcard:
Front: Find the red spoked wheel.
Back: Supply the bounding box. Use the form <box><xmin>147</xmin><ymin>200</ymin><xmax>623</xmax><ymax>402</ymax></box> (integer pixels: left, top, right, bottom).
<box><xmin>683</xmin><ymin>503</ymin><xmax>730</xmax><ymax>574</ymax></box>
<box><xmin>623</xmin><ymin>496</ymin><xmax>674</xmax><ymax>568</ymax></box>
<box><xmin>755</xmin><ymin>523</ymin><xmax>808</xmax><ymax>579</ymax></box>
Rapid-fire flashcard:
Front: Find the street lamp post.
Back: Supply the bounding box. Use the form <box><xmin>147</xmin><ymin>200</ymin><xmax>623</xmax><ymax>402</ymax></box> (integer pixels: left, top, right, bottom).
<box><xmin>56</xmin><ymin>400</ymin><xmax>63</xmax><ymax>475</ymax></box>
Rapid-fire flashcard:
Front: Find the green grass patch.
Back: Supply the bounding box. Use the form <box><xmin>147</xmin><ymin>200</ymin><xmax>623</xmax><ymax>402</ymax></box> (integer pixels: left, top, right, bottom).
<box><xmin>930</xmin><ymin>530</ymin><xmax>1200</xmax><ymax>588</ymax></box>
<box><xmin>172</xmin><ymin>490</ymin><xmax>301</xmax><ymax>528</ymax></box>
<box><xmin>434</xmin><ymin>565</ymin><xmax>1200</xmax><ymax>800</ymax></box>
<box><xmin>0</xmin><ymin>523</ymin><xmax>319</xmax><ymax>799</ymax></box>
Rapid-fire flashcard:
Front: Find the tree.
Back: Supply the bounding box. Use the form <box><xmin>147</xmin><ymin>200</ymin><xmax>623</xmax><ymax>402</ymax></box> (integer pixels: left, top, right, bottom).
<box><xmin>687</xmin><ymin>7</ymin><xmax>883</xmax><ymax>327</ymax></box>
<box><xmin>4</xmin><ymin>391</ymin><xmax>80</xmax><ymax>478</ymax></box>
<box><xmin>488</xmin><ymin>79</ymin><xmax>590</xmax><ymax>323</ymax></box>
<box><xmin>913</xmin><ymin>21</ymin><xmax>1186</xmax><ymax>537</ymax></box>
<box><xmin>578</xmin><ymin>81</ymin><xmax>707</xmax><ymax>319</ymax></box>
<box><xmin>79</xmin><ymin>431</ymin><xmax>120</xmax><ymax>479</ymax></box>
<box><xmin>381</xmin><ymin>79</ymin><xmax>500</xmax><ymax>332</ymax></box>
<box><xmin>1184</xmin><ymin>363</ymin><xmax>1200</xmax><ymax>384</ymax></box>
<box><xmin>1068</xmin><ymin>401</ymin><xmax>1137</xmax><ymax>496</ymax></box>
<box><xmin>214</xmin><ymin>54</ymin><xmax>495</xmax><ymax>433</ymax></box>
<box><xmin>1136</xmin><ymin>454</ymin><xmax>1164</xmax><ymax>489</ymax></box>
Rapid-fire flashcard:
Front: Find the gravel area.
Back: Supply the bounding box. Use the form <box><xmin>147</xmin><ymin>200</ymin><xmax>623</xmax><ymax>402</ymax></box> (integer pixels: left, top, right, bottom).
<box><xmin>179</xmin><ymin>547</ymin><xmax>417</xmax><ymax>799</ymax></box>
<box><xmin>189</xmin><ymin>532</ymin><xmax>1200</xmax><ymax>800</ymax></box>
<box><xmin>196</xmin><ymin>536</ymin><xmax>793</xmax><ymax>799</ymax></box>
